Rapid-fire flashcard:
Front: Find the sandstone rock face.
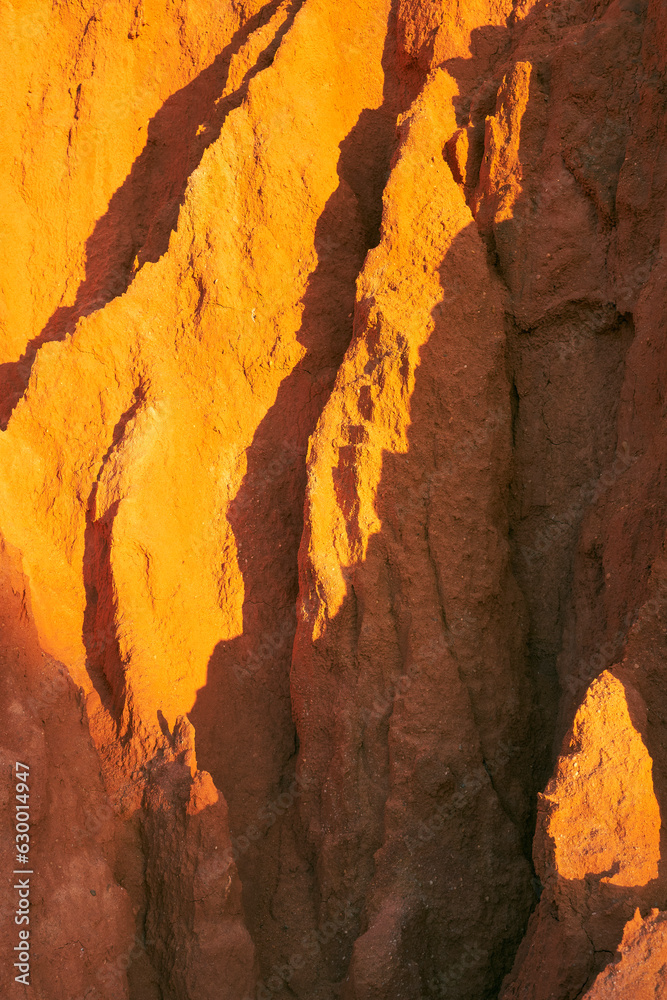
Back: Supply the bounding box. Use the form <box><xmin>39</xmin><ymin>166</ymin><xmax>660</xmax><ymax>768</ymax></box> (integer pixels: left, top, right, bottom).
<box><xmin>583</xmin><ymin>908</ymin><xmax>667</xmax><ymax>1000</ymax></box>
<box><xmin>0</xmin><ymin>540</ymin><xmax>136</xmax><ymax>999</ymax></box>
<box><xmin>292</xmin><ymin>65</ymin><xmax>534</xmax><ymax>1000</ymax></box>
<box><xmin>1</xmin><ymin>0</ymin><xmax>666</xmax><ymax>998</ymax></box>
<box><xmin>500</xmin><ymin>670</ymin><xmax>664</xmax><ymax>999</ymax></box>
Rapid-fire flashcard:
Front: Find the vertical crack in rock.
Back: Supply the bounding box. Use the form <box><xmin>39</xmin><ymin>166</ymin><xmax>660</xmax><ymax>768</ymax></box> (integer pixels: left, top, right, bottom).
<box><xmin>291</xmin><ymin>62</ymin><xmax>535</xmax><ymax>997</ymax></box>
<box><xmin>188</xmin><ymin>0</ymin><xmax>423</xmax><ymax>983</ymax></box>
<box><xmin>506</xmin><ymin>304</ymin><xmax>634</xmax><ymax>796</ymax></box>
<box><xmin>141</xmin><ymin>718</ymin><xmax>257</xmax><ymax>1000</ymax></box>
<box><xmin>468</xmin><ymin>0</ymin><xmax>667</xmax><ymax>997</ymax></box>
<box><xmin>83</xmin><ymin>385</ymin><xmax>146</xmax><ymax>728</ymax></box>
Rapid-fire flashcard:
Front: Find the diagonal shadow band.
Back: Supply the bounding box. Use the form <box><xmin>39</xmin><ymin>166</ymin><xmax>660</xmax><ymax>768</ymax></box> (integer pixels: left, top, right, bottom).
<box><xmin>188</xmin><ymin>0</ymin><xmax>423</xmax><ymax>974</ymax></box>
<box><xmin>0</xmin><ymin>0</ymin><xmax>302</xmax><ymax>431</ymax></box>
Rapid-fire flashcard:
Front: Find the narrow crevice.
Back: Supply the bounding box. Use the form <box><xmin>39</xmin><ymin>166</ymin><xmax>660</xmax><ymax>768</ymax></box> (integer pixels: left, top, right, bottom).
<box><xmin>82</xmin><ymin>385</ymin><xmax>145</xmax><ymax>725</ymax></box>
<box><xmin>504</xmin><ymin>311</ymin><xmax>636</xmax><ymax>884</ymax></box>
<box><xmin>188</xmin><ymin>2</ymin><xmax>430</xmax><ymax>986</ymax></box>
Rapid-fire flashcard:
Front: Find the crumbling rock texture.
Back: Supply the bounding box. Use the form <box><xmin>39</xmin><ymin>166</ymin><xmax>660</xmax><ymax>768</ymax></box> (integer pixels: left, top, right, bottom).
<box><xmin>0</xmin><ymin>0</ymin><xmax>666</xmax><ymax>998</ymax></box>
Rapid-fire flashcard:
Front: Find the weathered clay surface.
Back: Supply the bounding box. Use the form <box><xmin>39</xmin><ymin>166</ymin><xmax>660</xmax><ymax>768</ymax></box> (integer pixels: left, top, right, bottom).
<box><xmin>292</xmin><ymin>64</ymin><xmax>534</xmax><ymax>1000</ymax></box>
<box><xmin>583</xmin><ymin>908</ymin><xmax>667</xmax><ymax>1000</ymax></box>
<box><xmin>1</xmin><ymin>0</ymin><xmax>667</xmax><ymax>998</ymax></box>
<box><xmin>0</xmin><ymin>539</ymin><xmax>136</xmax><ymax>999</ymax></box>
<box><xmin>499</xmin><ymin>669</ymin><xmax>664</xmax><ymax>999</ymax></box>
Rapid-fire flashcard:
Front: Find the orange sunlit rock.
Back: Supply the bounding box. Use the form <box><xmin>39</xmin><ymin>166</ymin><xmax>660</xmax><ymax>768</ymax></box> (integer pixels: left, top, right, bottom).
<box><xmin>583</xmin><ymin>908</ymin><xmax>667</xmax><ymax>1000</ymax></box>
<box><xmin>501</xmin><ymin>669</ymin><xmax>666</xmax><ymax>1000</ymax></box>
<box><xmin>1</xmin><ymin>0</ymin><xmax>667</xmax><ymax>998</ymax></box>
<box><xmin>543</xmin><ymin>671</ymin><xmax>660</xmax><ymax>888</ymax></box>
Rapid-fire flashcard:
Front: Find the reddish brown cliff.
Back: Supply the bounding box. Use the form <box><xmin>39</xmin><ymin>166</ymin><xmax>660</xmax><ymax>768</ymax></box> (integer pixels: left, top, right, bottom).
<box><xmin>0</xmin><ymin>0</ymin><xmax>666</xmax><ymax>998</ymax></box>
